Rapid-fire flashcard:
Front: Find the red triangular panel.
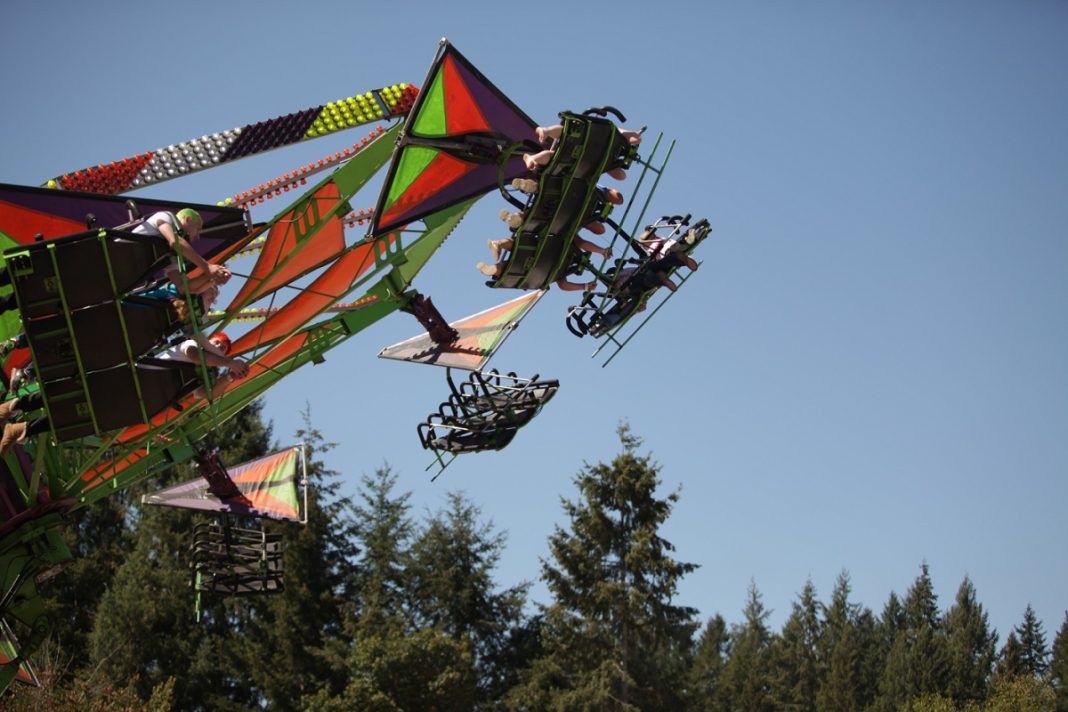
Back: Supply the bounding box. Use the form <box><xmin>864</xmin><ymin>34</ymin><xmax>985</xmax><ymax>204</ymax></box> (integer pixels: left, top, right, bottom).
<box><xmin>443</xmin><ymin>54</ymin><xmax>489</xmax><ymax>135</ymax></box>
<box><xmin>225</xmin><ymin>182</ymin><xmax>345</xmax><ymax>312</ymax></box>
<box><xmin>231</xmin><ymin>239</ymin><xmax>386</xmax><ymax>355</ymax></box>
<box><xmin>377</xmin><ymin>152</ymin><xmax>479</xmax><ymax>231</ymax></box>
<box><xmin>370</xmin><ymin>42</ymin><xmax>538</xmax><ymax>237</ymax></box>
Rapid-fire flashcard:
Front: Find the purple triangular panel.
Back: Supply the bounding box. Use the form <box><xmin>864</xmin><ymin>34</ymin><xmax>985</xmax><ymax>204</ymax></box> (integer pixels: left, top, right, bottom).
<box><xmin>371</xmin><ymin>42</ymin><xmax>538</xmax><ymax>237</ymax></box>
<box><xmin>444</xmin><ymin>50</ymin><xmax>538</xmax><ymax>144</ymax></box>
<box><xmin>382</xmin><ymin>160</ymin><xmax>528</xmax><ymax>231</ymax></box>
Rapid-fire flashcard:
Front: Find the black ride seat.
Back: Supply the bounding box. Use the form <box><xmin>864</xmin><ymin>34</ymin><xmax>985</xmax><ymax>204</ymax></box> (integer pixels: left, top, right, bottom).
<box><xmin>490</xmin><ymin>111</ymin><xmax>637</xmax><ymax>291</ymax></box>
<box><xmin>23</xmin><ymin>296</ymin><xmax>180</xmax><ymax>381</ymax></box>
<box><xmin>418</xmin><ymin>369</ymin><xmax>560</xmax><ymax>454</ymax></box>
<box><xmin>192</xmin><ymin>522</ymin><xmax>284</xmax><ymax>595</ymax></box>
<box><xmin>41</xmin><ymin>358</ymin><xmax>200</xmax><ymax>441</ymax></box>
<box><xmin>566</xmin><ymin>217</ymin><xmax>710</xmax><ymax>338</ymax></box>
<box><xmin>4</xmin><ymin>228</ymin><xmax>172</xmax><ymax>320</ymax></box>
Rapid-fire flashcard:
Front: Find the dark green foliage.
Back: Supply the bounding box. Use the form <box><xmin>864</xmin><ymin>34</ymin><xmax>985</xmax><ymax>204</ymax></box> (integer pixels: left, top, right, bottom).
<box><xmin>944</xmin><ymin>577</ymin><xmax>996</xmax><ymax>704</ymax></box>
<box><xmin>768</xmin><ymin>579</ymin><xmax>821</xmax><ymax>712</ymax></box>
<box><xmin>719</xmin><ymin>583</ymin><xmax>774</xmax><ymax>712</ymax></box>
<box><xmin>307</xmin><ymin>628</ymin><xmax>477</xmax><ymax>711</ymax></box>
<box><xmin>351</xmin><ymin>465</ymin><xmax>414</xmax><ymax>632</ymax></box>
<box><xmin>880</xmin><ymin>590</ymin><xmax>906</xmax><ymax>649</ymax></box>
<box><xmin>688</xmin><ymin>614</ymin><xmax>730</xmax><ymax>711</ymax></box>
<box><xmin>817</xmin><ymin>572</ymin><xmax>880</xmax><ymax>712</ymax></box>
<box><xmin>997</xmin><ymin>632</ymin><xmax>1027</xmax><ymax>680</ymax></box>
<box><xmin>36</xmin><ymin>490</ymin><xmax>133</xmax><ymax>675</ymax></box>
<box><xmin>997</xmin><ymin>605</ymin><xmax>1051</xmax><ymax>683</ymax></box>
<box><xmin>1017</xmin><ymin>605</ymin><xmax>1052</xmax><ymax>678</ymax></box>
<box><xmin>11</xmin><ymin>408</ymin><xmax>1066</xmax><ymax>711</ymax></box>
<box><xmin>875</xmin><ymin>564</ymin><xmax>950</xmax><ymax>712</ymax></box>
<box><xmin>408</xmin><ymin>491</ymin><xmax>529</xmax><ymax>707</ymax></box>
<box><xmin>1052</xmin><ymin>612</ymin><xmax>1068</xmax><ymax>712</ymax></box>
<box><xmin>85</xmin><ymin>401</ymin><xmax>272</xmax><ymax>710</ymax></box>
<box><xmin>309</xmin><ymin>467</ymin><xmax>495</xmax><ymax>710</ymax></box>
<box><xmin>508</xmin><ymin>425</ymin><xmax>698</xmax><ymax>711</ymax></box>
<box><xmin>231</xmin><ymin>411</ymin><xmax>361</xmax><ymax>710</ymax></box>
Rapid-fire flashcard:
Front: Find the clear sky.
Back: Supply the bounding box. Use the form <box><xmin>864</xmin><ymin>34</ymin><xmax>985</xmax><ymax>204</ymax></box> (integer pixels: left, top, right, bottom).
<box><xmin>2</xmin><ymin>0</ymin><xmax>1065</xmax><ymax>643</ymax></box>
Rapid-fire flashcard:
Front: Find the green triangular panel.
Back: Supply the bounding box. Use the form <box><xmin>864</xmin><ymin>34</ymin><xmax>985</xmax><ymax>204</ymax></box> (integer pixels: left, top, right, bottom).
<box><xmin>412</xmin><ymin>65</ymin><xmax>447</xmax><ymax>137</ymax></box>
<box><xmin>371</xmin><ymin>42</ymin><xmax>537</xmax><ymax>237</ymax></box>
<box><xmin>384</xmin><ymin>146</ymin><xmax>439</xmax><ymax>217</ymax></box>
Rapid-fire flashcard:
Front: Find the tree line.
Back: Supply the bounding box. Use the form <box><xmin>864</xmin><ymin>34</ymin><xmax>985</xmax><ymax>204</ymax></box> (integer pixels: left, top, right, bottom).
<box><xmin>5</xmin><ymin>406</ymin><xmax>1067</xmax><ymax>711</ymax></box>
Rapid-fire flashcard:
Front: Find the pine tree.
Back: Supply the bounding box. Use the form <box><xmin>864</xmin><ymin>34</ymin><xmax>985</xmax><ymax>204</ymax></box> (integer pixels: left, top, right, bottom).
<box><xmin>879</xmin><ymin>590</ymin><xmax>906</xmax><ymax>650</ymax></box>
<box><xmin>351</xmin><ymin>465</ymin><xmax>414</xmax><ymax>631</ymax></box>
<box><xmin>1050</xmin><ymin>612</ymin><xmax>1068</xmax><ymax>712</ymax></box>
<box><xmin>231</xmin><ymin>411</ymin><xmax>361</xmax><ymax>710</ymax></box>
<box><xmin>817</xmin><ymin>572</ymin><xmax>879</xmax><ymax>712</ymax></box>
<box><xmin>687</xmin><ymin>614</ymin><xmax>731</xmax><ymax>712</ymax></box>
<box><xmin>307</xmin><ymin>628</ymin><xmax>476</xmax><ymax>711</ymax></box>
<box><xmin>768</xmin><ymin>579</ymin><xmax>821</xmax><ymax>712</ymax></box>
<box><xmin>87</xmin><ymin>401</ymin><xmax>272</xmax><ymax>710</ymax></box>
<box><xmin>1017</xmin><ymin>605</ymin><xmax>1051</xmax><ymax>678</ymax></box>
<box><xmin>407</xmin><ymin>490</ymin><xmax>529</xmax><ymax>707</ymax></box>
<box><xmin>996</xmin><ymin>631</ymin><xmax>1027</xmax><ymax>679</ymax></box>
<box><xmin>507</xmin><ymin>425</ymin><xmax>698</xmax><ymax>711</ymax></box>
<box><xmin>874</xmin><ymin>564</ymin><xmax>950</xmax><ymax>712</ymax></box>
<box><xmin>313</xmin><ymin>466</ymin><xmax>482</xmax><ymax>710</ymax></box>
<box><xmin>35</xmin><ymin>489</ymin><xmax>134</xmax><ymax>677</ymax></box>
<box><xmin>720</xmin><ymin>582</ymin><xmax>774</xmax><ymax>712</ymax></box>
<box><xmin>944</xmin><ymin>576</ymin><xmax>996</xmax><ymax>705</ymax></box>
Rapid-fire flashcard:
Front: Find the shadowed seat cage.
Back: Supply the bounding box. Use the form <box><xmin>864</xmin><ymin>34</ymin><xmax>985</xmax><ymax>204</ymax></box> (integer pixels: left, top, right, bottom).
<box><xmin>567</xmin><ymin>216</ymin><xmax>710</xmax><ymax>339</ymax></box>
<box><xmin>191</xmin><ymin>520</ymin><xmax>284</xmax><ymax>597</ymax></box>
<box><xmin>418</xmin><ymin>368</ymin><xmax>559</xmax><ymax>454</ymax></box>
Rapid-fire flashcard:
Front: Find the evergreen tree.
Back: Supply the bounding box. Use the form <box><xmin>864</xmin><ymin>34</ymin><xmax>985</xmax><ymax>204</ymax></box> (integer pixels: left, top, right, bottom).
<box><xmin>307</xmin><ymin>628</ymin><xmax>477</xmax><ymax>711</ymax></box>
<box><xmin>36</xmin><ymin>490</ymin><xmax>134</xmax><ymax>676</ymax></box>
<box><xmin>768</xmin><ymin>579</ymin><xmax>821</xmax><ymax>712</ymax></box>
<box><xmin>1050</xmin><ymin>612</ymin><xmax>1068</xmax><ymax>712</ymax></box>
<box><xmin>351</xmin><ymin>465</ymin><xmax>414</xmax><ymax>631</ymax></box>
<box><xmin>408</xmin><ymin>490</ymin><xmax>529</xmax><ymax>707</ymax></box>
<box><xmin>314</xmin><ymin>467</ymin><xmax>485</xmax><ymax>710</ymax></box>
<box><xmin>944</xmin><ymin>576</ymin><xmax>996</xmax><ymax>705</ymax></box>
<box><xmin>87</xmin><ymin>402</ymin><xmax>272</xmax><ymax>710</ymax></box>
<box><xmin>687</xmin><ymin>614</ymin><xmax>731</xmax><ymax>712</ymax></box>
<box><xmin>817</xmin><ymin>572</ymin><xmax>878</xmax><ymax>712</ymax></box>
<box><xmin>719</xmin><ymin>582</ymin><xmax>774</xmax><ymax>712</ymax></box>
<box><xmin>508</xmin><ymin>425</ymin><xmax>698</xmax><ymax>711</ymax></box>
<box><xmin>879</xmin><ymin>590</ymin><xmax>906</xmax><ymax>651</ymax></box>
<box><xmin>996</xmin><ymin>631</ymin><xmax>1027</xmax><ymax>680</ymax></box>
<box><xmin>232</xmin><ymin>411</ymin><xmax>362</xmax><ymax>710</ymax></box>
<box><xmin>875</xmin><ymin>564</ymin><xmax>950</xmax><ymax>712</ymax></box>
<box><xmin>1017</xmin><ymin>605</ymin><xmax>1051</xmax><ymax>678</ymax></box>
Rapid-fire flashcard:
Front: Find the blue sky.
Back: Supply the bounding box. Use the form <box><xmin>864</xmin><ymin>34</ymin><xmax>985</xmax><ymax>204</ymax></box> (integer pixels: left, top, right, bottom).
<box><xmin>2</xmin><ymin>0</ymin><xmax>1066</xmax><ymax>643</ymax></box>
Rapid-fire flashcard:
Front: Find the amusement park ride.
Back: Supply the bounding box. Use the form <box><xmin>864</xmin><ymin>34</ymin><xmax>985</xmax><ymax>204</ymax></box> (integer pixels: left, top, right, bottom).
<box><xmin>0</xmin><ymin>39</ymin><xmax>710</xmax><ymax>690</ymax></box>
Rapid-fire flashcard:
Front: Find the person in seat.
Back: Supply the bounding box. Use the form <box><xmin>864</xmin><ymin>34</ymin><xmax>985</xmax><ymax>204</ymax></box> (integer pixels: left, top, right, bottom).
<box><xmin>132</xmin><ymin>208</ymin><xmax>231</xmax><ymax>296</ymax></box>
<box><xmin>0</xmin><ymin>332</ymin><xmax>248</xmax><ymax>454</ymax></box>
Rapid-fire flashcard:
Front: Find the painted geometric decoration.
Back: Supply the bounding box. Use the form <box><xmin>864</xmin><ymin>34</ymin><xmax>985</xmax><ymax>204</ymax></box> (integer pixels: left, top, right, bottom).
<box><xmin>372</xmin><ymin>42</ymin><xmax>538</xmax><ymax>236</ymax></box>
<box><xmin>141</xmin><ymin>447</ymin><xmax>304</xmax><ymax>522</ymax></box>
<box><xmin>378</xmin><ymin>290</ymin><xmax>545</xmax><ymax>371</ymax></box>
